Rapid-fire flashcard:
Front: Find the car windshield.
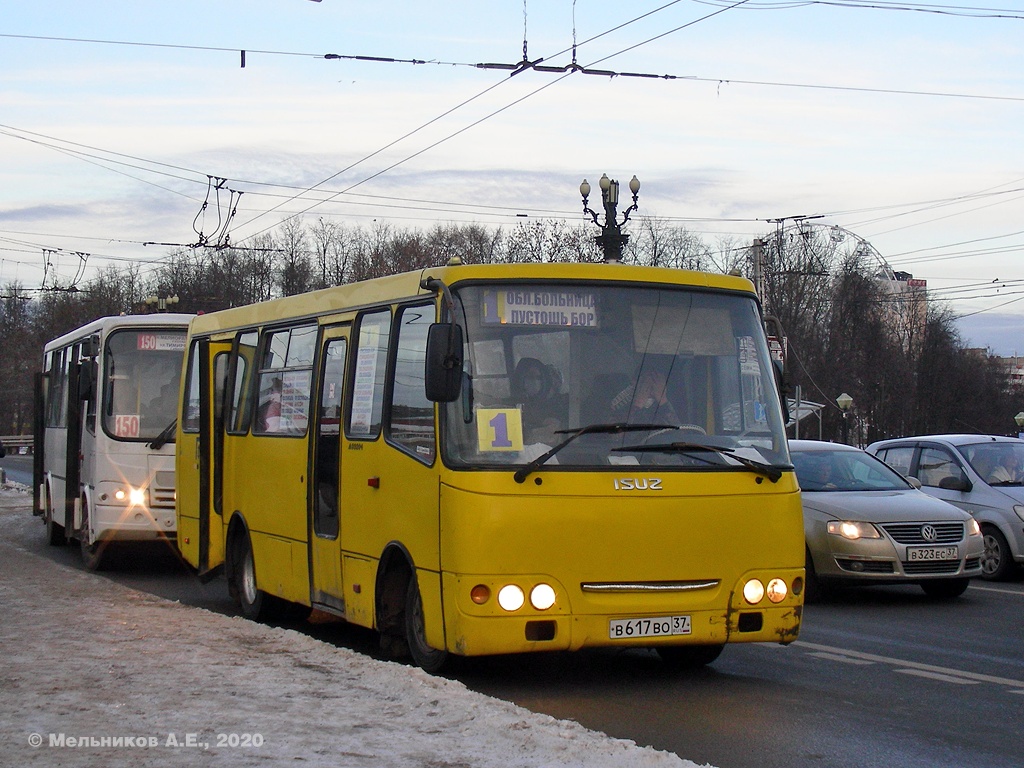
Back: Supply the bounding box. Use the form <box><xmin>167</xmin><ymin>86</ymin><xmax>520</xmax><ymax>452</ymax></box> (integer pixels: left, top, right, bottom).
<box><xmin>792</xmin><ymin>448</ymin><xmax>911</xmax><ymax>492</ymax></box>
<box><xmin>440</xmin><ymin>282</ymin><xmax>790</xmax><ymax>472</ymax></box>
<box><xmin>960</xmin><ymin>442</ymin><xmax>1024</xmax><ymax>486</ymax></box>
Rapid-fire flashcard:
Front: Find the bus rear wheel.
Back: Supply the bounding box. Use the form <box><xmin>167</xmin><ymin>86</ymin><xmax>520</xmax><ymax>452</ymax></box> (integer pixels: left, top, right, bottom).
<box><xmin>657</xmin><ymin>644</ymin><xmax>724</xmax><ymax>669</ymax></box>
<box><xmin>405</xmin><ymin>578</ymin><xmax>448</xmax><ymax>673</ymax></box>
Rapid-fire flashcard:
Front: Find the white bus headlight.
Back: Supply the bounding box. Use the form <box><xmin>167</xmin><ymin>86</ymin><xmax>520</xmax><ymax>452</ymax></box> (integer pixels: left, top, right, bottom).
<box><xmin>530</xmin><ymin>584</ymin><xmax>556</xmax><ymax>610</ymax></box>
<box><xmin>743</xmin><ymin>579</ymin><xmax>765</xmax><ymax>604</ymax></box>
<box><xmin>766</xmin><ymin>578</ymin><xmax>788</xmax><ymax>603</ymax></box>
<box><xmin>497</xmin><ymin>585</ymin><xmax>525</xmax><ymax>612</ymax></box>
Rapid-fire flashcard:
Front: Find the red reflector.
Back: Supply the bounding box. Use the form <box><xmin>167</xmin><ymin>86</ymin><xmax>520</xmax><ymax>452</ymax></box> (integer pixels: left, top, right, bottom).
<box><xmin>367</xmin><ymin>477</ymin><xmax>380</xmax><ymax>488</ymax></box>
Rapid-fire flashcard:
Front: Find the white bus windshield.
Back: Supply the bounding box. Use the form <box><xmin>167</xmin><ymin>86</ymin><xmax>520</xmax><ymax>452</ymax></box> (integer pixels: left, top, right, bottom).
<box><xmin>442</xmin><ymin>283</ymin><xmax>790</xmax><ymax>471</ymax></box>
<box><xmin>103</xmin><ymin>328</ymin><xmax>186</xmax><ymax>441</ymax></box>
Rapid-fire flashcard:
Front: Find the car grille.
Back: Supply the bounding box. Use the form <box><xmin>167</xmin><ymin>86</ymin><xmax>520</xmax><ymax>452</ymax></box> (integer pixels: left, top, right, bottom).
<box><xmin>880</xmin><ymin>522</ymin><xmax>964</xmax><ymax>545</ymax></box>
<box><xmin>902</xmin><ymin>560</ymin><xmax>962</xmax><ymax>575</ymax></box>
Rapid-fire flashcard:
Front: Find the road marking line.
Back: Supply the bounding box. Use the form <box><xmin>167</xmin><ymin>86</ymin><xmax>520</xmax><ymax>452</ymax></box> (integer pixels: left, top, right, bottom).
<box><xmin>807</xmin><ymin>651</ymin><xmax>874</xmax><ymax>666</ymax></box>
<box><xmin>794</xmin><ymin>641</ymin><xmax>1024</xmax><ymax>689</ymax></box>
<box><xmin>967</xmin><ymin>584</ymin><xmax>1024</xmax><ymax>596</ymax></box>
<box><xmin>894</xmin><ymin>669</ymin><xmax>980</xmax><ymax>685</ymax></box>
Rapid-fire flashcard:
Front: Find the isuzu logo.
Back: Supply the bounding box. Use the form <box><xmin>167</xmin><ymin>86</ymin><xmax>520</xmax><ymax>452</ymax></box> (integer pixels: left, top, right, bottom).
<box><xmin>921</xmin><ymin>524</ymin><xmax>938</xmax><ymax>542</ymax></box>
<box><xmin>613</xmin><ymin>478</ymin><xmax>663</xmax><ymax>491</ymax></box>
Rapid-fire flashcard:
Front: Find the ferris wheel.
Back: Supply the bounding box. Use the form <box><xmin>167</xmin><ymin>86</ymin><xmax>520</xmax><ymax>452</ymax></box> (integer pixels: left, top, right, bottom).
<box><xmin>777</xmin><ymin>220</ymin><xmax>898</xmax><ymax>284</ymax></box>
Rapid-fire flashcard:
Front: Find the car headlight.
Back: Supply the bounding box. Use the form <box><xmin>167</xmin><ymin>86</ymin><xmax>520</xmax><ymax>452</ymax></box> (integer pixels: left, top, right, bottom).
<box><xmin>826</xmin><ymin>520</ymin><xmax>881</xmax><ymax>540</ymax></box>
<box><xmin>968</xmin><ymin>517</ymin><xmax>982</xmax><ymax>536</ymax></box>
<box><xmin>1014</xmin><ymin>506</ymin><xmax>1024</xmax><ymax>524</ymax></box>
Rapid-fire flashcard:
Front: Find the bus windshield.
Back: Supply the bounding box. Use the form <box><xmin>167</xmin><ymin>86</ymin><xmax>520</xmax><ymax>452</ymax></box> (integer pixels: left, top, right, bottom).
<box><xmin>442</xmin><ymin>282</ymin><xmax>790</xmax><ymax>472</ymax></box>
<box><xmin>103</xmin><ymin>328</ymin><xmax>186</xmax><ymax>441</ymax></box>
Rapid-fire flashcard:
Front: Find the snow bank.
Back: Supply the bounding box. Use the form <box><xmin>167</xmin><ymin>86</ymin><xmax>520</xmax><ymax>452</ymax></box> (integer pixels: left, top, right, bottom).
<box><xmin>0</xmin><ymin>488</ymin><xmax>709</xmax><ymax>767</ymax></box>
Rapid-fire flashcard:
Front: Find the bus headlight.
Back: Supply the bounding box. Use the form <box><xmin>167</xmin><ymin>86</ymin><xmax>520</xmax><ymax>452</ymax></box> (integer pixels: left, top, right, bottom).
<box><xmin>497</xmin><ymin>585</ymin><xmax>525</xmax><ymax>612</ymax></box>
<box><xmin>766</xmin><ymin>578</ymin><xmax>788</xmax><ymax>603</ymax></box>
<box><xmin>107</xmin><ymin>485</ymin><xmax>146</xmax><ymax>506</ymax></box>
<box><xmin>743</xmin><ymin>579</ymin><xmax>765</xmax><ymax>604</ymax></box>
<box><xmin>530</xmin><ymin>584</ymin><xmax>556</xmax><ymax>610</ymax></box>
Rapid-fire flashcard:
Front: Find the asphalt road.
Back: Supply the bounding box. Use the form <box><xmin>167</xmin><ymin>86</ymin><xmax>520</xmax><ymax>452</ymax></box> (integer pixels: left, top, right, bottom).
<box><xmin>8</xmin><ymin>488</ymin><xmax>1024</xmax><ymax>768</ymax></box>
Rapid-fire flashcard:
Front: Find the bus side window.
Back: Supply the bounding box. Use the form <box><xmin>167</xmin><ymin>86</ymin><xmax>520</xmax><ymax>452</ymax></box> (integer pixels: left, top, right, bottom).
<box><xmin>347</xmin><ymin>310</ymin><xmax>391</xmax><ymax>439</ymax></box>
<box><xmin>227</xmin><ymin>331</ymin><xmax>258</xmax><ymax>434</ymax></box>
<box><xmin>388</xmin><ymin>305</ymin><xmax>435</xmax><ymax>464</ymax></box>
<box><xmin>182</xmin><ymin>342</ymin><xmax>201</xmax><ymax>433</ymax></box>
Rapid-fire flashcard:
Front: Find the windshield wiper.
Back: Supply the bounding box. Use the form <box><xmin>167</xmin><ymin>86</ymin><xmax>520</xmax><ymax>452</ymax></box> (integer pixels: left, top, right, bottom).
<box><xmin>147</xmin><ymin>419</ymin><xmax>177</xmax><ymax>450</ymax></box>
<box><xmin>512</xmin><ymin>423</ymin><xmax>669</xmax><ymax>484</ymax></box>
<box><xmin>613</xmin><ymin>441</ymin><xmax>785</xmax><ymax>483</ymax></box>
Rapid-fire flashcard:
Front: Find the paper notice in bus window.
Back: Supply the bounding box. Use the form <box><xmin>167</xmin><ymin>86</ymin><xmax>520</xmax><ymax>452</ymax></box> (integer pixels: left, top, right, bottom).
<box><xmin>136</xmin><ymin>333</ymin><xmax>186</xmax><ymax>352</ymax></box>
<box><xmin>476</xmin><ymin>408</ymin><xmax>524</xmax><ymax>452</ymax></box>
<box><xmin>114</xmin><ymin>414</ymin><xmax>140</xmax><ymax>438</ymax></box>
<box><xmin>350</xmin><ymin>338</ymin><xmax>380</xmax><ymax>435</ymax></box>
<box><xmin>481</xmin><ymin>290</ymin><xmax>598</xmax><ymax>328</ymax></box>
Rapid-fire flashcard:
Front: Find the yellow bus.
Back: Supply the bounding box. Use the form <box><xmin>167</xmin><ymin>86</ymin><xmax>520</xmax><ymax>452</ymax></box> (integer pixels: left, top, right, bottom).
<box><xmin>176</xmin><ymin>261</ymin><xmax>803</xmax><ymax>671</ymax></box>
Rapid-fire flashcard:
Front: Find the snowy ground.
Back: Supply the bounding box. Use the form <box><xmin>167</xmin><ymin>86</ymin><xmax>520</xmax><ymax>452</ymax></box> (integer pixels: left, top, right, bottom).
<box><xmin>0</xmin><ymin>485</ymin><xmax>710</xmax><ymax>768</ymax></box>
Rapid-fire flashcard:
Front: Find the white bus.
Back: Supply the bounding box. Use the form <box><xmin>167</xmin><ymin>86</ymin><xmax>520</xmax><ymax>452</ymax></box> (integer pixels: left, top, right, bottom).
<box><xmin>34</xmin><ymin>314</ymin><xmax>191</xmax><ymax>569</ymax></box>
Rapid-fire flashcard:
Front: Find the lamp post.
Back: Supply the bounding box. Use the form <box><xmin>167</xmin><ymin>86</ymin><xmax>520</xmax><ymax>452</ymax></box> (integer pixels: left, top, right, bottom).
<box><xmin>1014</xmin><ymin>411</ymin><xmax>1024</xmax><ymax>439</ymax></box>
<box><xmin>580</xmin><ymin>173</ymin><xmax>640</xmax><ymax>263</ymax></box>
<box><xmin>836</xmin><ymin>392</ymin><xmax>854</xmax><ymax>445</ymax></box>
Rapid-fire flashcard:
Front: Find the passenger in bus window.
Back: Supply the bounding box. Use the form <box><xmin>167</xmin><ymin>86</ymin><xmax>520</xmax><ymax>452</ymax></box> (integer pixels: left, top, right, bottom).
<box><xmin>510</xmin><ymin>357</ymin><xmax>564</xmax><ymax>446</ymax></box>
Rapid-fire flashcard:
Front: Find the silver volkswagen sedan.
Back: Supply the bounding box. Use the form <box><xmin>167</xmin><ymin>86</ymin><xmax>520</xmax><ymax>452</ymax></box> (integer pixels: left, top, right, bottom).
<box><xmin>791</xmin><ymin>440</ymin><xmax>984</xmax><ymax>600</ymax></box>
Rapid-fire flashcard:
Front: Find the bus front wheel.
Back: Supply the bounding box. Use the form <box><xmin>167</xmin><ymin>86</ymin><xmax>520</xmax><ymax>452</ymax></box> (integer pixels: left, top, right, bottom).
<box><xmin>234</xmin><ymin>534</ymin><xmax>276</xmax><ymax>622</ymax></box>
<box><xmin>79</xmin><ymin>506</ymin><xmax>106</xmax><ymax>571</ymax></box>
<box><xmin>44</xmin><ymin>488</ymin><xmax>64</xmax><ymax>546</ymax></box>
<box><xmin>405</xmin><ymin>579</ymin><xmax>448</xmax><ymax>673</ymax></box>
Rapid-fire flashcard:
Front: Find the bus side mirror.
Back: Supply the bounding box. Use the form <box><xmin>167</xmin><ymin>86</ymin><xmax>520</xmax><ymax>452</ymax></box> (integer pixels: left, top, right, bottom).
<box><xmin>78</xmin><ymin>360</ymin><xmax>97</xmax><ymax>402</ymax></box>
<box><xmin>425</xmin><ymin>323</ymin><xmax>464</xmax><ymax>402</ymax></box>
<box><xmin>772</xmin><ymin>358</ymin><xmax>790</xmax><ymax>425</ymax></box>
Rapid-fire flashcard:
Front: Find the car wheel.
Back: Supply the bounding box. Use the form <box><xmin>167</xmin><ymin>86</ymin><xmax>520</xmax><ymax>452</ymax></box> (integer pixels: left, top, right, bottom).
<box><xmin>657</xmin><ymin>644</ymin><xmax>724</xmax><ymax>669</ymax></box>
<box><xmin>404</xmin><ymin>578</ymin><xmax>448</xmax><ymax>673</ymax></box>
<box><xmin>980</xmin><ymin>526</ymin><xmax>1014</xmax><ymax>581</ymax></box>
<box><xmin>920</xmin><ymin>578</ymin><xmax>970</xmax><ymax>599</ymax></box>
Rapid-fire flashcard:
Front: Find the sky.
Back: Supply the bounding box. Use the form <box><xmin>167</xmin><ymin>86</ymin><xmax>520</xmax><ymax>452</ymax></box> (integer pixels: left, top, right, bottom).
<box><xmin>2</xmin><ymin>0</ymin><xmax>1024</xmax><ymax>352</ymax></box>
<box><xmin>0</xmin><ymin>486</ymin><xmax>702</xmax><ymax>768</ymax></box>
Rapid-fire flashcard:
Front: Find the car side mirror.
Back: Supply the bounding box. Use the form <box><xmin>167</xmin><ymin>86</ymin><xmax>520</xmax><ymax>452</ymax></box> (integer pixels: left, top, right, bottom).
<box><xmin>938</xmin><ymin>475</ymin><xmax>972</xmax><ymax>492</ymax></box>
<box><xmin>905</xmin><ymin>475</ymin><xmax>922</xmax><ymax>489</ymax></box>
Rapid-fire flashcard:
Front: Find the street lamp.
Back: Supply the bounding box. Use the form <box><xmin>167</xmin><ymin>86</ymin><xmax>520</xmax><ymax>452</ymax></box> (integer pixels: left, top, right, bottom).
<box><xmin>836</xmin><ymin>392</ymin><xmax>854</xmax><ymax>445</ymax></box>
<box><xmin>145</xmin><ymin>294</ymin><xmax>180</xmax><ymax>314</ymax></box>
<box><xmin>1014</xmin><ymin>411</ymin><xmax>1024</xmax><ymax>438</ymax></box>
<box><xmin>580</xmin><ymin>173</ymin><xmax>640</xmax><ymax>263</ymax></box>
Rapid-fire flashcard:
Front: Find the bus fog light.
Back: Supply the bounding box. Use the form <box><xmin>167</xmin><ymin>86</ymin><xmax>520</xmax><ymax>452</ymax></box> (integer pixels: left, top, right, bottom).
<box><xmin>114</xmin><ymin>489</ymin><xmax>127</xmax><ymax>502</ymax></box>
<box><xmin>766</xmin><ymin>578</ymin><xmax>788</xmax><ymax>603</ymax></box>
<box><xmin>791</xmin><ymin>576</ymin><xmax>804</xmax><ymax>596</ymax></box>
<box><xmin>470</xmin><ymin>584</ymin><xmax>491</xmax><ymax>605</ymax></box>
<box><xmin>743</xmin><ymin>579</ymin><xmax>765</xmax><ymax>605</ymax></box>
<box><xmin>530</xmin><ymin>584</ymin><xmax>556</xmax><ymax>610</ymax></box>
<box><xmin>497</xmin><ymin>585</ymin><xmax>525</xmax><ymax>612</ymax></box>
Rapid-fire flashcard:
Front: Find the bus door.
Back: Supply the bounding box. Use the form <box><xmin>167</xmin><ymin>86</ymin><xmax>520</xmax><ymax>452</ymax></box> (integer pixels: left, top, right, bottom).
<box><xmin>309</xmin><ymin>326</ymin><xmax>349</xmax><ymax>612</ymax></box>
<box><xmin>179</xmin><ymin>337</ymin><xmax>232</xmax><ymax>578</ymax></box>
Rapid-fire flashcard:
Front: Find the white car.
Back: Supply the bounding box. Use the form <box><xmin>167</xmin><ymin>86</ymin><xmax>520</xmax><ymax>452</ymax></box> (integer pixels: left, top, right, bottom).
<box><xmin>791</xmin><ymin>440</ymin><xmax>984</xmax><ymax>600</ymax></box>
<box><xmin>868</xmin><ymin>434</ymin><xmax>1024</xmax><ymax>580</ymax></box>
